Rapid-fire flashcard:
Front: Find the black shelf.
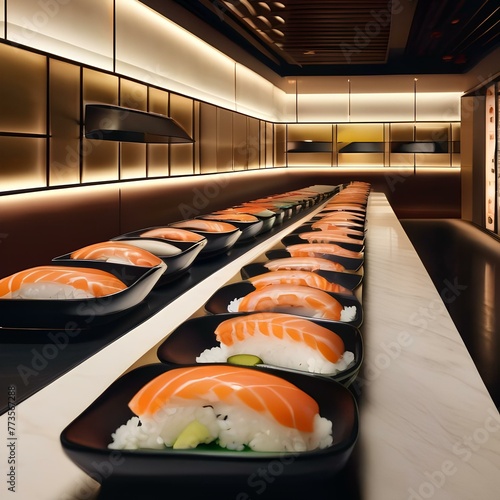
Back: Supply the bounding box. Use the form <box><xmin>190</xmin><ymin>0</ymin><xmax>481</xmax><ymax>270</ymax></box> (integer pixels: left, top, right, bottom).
<box><xmin>338</xmin><ymin>142</ymin><xmax>384</xmax><ymax>153</ymax></box>
<box><xmin>390</xmin><ymin>141</ymin><xmax>449</xmax><ymax>153</ymax></box>
<box><xmin>287</xmin><ymin>141</ymin><xmax>333</xmax><ymax>153</ymax></box>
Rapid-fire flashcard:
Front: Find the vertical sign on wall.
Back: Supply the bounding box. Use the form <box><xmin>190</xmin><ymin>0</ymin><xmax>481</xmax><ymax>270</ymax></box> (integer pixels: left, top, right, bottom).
<box><xmin>497</xmin><ymin>84</ymin><xmax>500</xmax><ymax>236</ymax></box>
<box><xmin>485</xmin><ymin>84</ymin><xmax>496</xmax><ymax>231</ymax></box>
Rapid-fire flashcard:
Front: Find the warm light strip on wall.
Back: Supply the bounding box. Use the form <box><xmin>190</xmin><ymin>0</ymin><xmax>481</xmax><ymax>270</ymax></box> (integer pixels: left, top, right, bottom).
<box><xmin>6</xmin><ymin>0</ymin><xmax>114</xmax><ymax>70</ymax></box>
<box><xmin>235</xmin><ymin>63</ymin><xmax>285</xmax><ymax>121</ymax></box>
<box><xmin>116</xmin><ymin>0</ymin><xmax>238</xmax><ymax>112</ymax></box>
<box><xmin>292</xmin><ymin>92</ymin><xmax>462</xmax><ymax>122</ymax></box>
<box><xmin>0</xmin><ymin>0</ymin><xmax>5</xmax><ymax>39</ymax></box>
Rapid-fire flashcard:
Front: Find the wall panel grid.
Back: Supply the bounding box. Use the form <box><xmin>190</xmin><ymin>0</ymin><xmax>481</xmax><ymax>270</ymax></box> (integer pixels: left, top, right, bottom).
<box><xmin>0</xmin><ymin>42</ymin><xmax>275</xmax><ymax>194</ymax></box>
<box><xmin>0</xmin><ymin>42</ymin><xmax>461</xmax><ymax>195</ymax></box>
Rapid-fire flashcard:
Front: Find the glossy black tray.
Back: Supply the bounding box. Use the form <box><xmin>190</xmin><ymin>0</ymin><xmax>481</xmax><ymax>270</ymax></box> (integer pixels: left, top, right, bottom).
<box><xmin>240</xmin><ymin>262</ymin><xmax>363</xmax><ymax>290</ymax></box>
<box><xmin>291</xmin><ymin>223</ymin><xmax>366</xmax><ymax>239</ymax></box>
<box><xmin>196</xmin><ymin>215</ymin><xmax>264</xmax><ymax>241</ymax></box>
<box><xmin>0</xmin><ymin>261</ymin><xmax>164</xmax><ymax>329</ymax></box>
<box><xmin>110</xmin><ymin>233</ymin><xmax>207</xmax><ymax>283</ymax></box>
<box><xmin>266</xmin><ymin>249</ymin><xmax>363</xmax><ymax>272</ymax></box>
<box><xmin>281</xmin><ymin>233</ymin><xmax>364</xmax><ymax>253</ymax></box>
<box><xmin>230</xmin><ymin>207</ymin><xmax>280</xmax><ymax>229</ymax></box>
<box><xmin>204</xmin><ymin>281</ymin><xmax>363</xmax><ymax>327</ymax></box>
<box><xmin>60</xmin><ymin>363</ymin><xmax>359</xmax><ymax>489</ymax></box>
<box><xmin>156</xmin><ymin>313</ymin><xmax>363</xmax><ymax>386</ymax></box>
<box><xmin>169</xmin><ymin>221</ymin><xmax>242</xmax><ymax>257</ymax></box>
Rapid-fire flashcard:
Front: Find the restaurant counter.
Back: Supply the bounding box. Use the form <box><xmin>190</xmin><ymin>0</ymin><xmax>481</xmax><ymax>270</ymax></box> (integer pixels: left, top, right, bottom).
<box><xmin>1</xmin><ymin>192</ymin><xmax>499</xmax><ymax>500</ymax></box>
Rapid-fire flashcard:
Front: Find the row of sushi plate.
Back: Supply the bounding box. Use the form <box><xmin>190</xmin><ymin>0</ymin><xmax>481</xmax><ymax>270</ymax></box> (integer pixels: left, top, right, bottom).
<box><xmin>60</xmin><ymin>181</ymin><xmax>371</xmax><ymax>491</ymax></box>
<box><xmin>0</xmin><ymin>184</ymin><xmax>338</xmax><ymax>329</ymax></box>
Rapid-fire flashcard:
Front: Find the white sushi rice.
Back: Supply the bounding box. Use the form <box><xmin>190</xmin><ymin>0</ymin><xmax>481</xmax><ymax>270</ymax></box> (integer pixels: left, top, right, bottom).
<box><xmin>227</xmin><ymin>297</ymin><xmax>357</xmax><ymax>323</ymax></box>
<box><xmin>197</xmin><ymin>343</ymin><xmax>354</xmax><ymax>375</ymax></box>
<box><xmin>7</xmin><ymin>283</ymin><xmax>95</xmax><ymax>300</ymax></box>
<box><xmin>340</xmin><ymin>305</ymin><xmax>357</xmax><ymax>322</ymax></box>
<box><xmin>108</xmin><ymin>401</ymin><xmax>332</xmax><ymax>453</ymax></box>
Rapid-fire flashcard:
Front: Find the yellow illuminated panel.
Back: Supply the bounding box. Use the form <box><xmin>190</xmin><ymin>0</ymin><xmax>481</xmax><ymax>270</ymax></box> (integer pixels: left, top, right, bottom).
<box><xmin>337</xmin><ymin>124</ymin><xmax>384</xmax><ymax>143</ymax></box>
<box><xmin>0</xmin><ymin>43</ymin><xmax>46</xmax><ymax>134</ymax></box>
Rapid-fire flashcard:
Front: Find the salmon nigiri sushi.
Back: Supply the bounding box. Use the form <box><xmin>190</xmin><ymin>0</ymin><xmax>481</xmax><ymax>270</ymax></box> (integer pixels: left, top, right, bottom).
<box><xmin>287</xmin><ymin>243</ymin><xmax>363</xmax><ymax>260</ymax></box>
<box><xmin>170</xmin><ymin>219</ymin><xmax>239</xmax><ymax>233</ymax></box>
<box><xmin>249</xmin><ymin>270</ymin><xmax>352</xmax><ymax>295</ymax></box>
<box><xmin>139</xmin><ymin>227</ymin><xmax>205</xmax><ymax>243</ymax></box>
<box><xmin>108</xmin><ymin>365</ymin><xmax>333</xmax><ymax>452</ymax></box>
<box><xmin>70</xmin><ymin>241</ymin><xmax>167</xmax><ymax>267</ymax></box>
<box><xmin>228</xmin><ymin>284</ymin><xmax>357</xmax><ymax>322</ymax></box>
<box><xmin>264</xmin><ymin>256</ymin><xmax>346</xmax><ymax>273</ymax></box>
<box><xmin>197</xmin><ymin>312</ymin><xmax>355</xmax><ymax>375</ymax></box>
<box><xmin>0</xmin><ymin>265</ymin><xmax>127</xmax><ymax>299</ymax></box>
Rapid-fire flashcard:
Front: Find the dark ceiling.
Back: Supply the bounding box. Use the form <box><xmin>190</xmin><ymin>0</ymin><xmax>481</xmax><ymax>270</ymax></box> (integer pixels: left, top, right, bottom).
<box><xmin>142</xmin><ymin>0</ymin><xmax>500</xmax><ymax>77</ymax></box>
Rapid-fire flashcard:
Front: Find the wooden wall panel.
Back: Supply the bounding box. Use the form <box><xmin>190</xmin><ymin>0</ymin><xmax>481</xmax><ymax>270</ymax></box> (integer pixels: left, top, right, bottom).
<box><xmin>200</xmin><ymin>102</ymin><xmax>217</xmax><ymax>173</ymax></box>
<box><xmin>0</xmin><ymin>137</ymin><xmax>46</xmax><ymax>191</ymax></box>
<box><xmin>217</xmin><ymin>108</ymin><xmax>233</xmax><ymax>171</ymax></box>
<box><xmin>170</xmin><ymin>93</ymin><xmax>194</xmax><ymax>175</ymax></box>
<box><xmin>0</xmin><ymin>44</ymin><xmax>46</xmax><ymax>134</ymax></box>
<box><xmin>49</xmin><ymin>60</ymin><xmax>81</xmax><ymax>186</ymax></box>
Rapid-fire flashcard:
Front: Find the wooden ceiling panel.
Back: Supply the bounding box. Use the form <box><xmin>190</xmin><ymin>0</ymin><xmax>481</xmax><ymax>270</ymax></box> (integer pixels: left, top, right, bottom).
<box><xmin>145</xmin><ymin>0</ymin><xmax>500</xmax><ymax>76</ymax></box>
